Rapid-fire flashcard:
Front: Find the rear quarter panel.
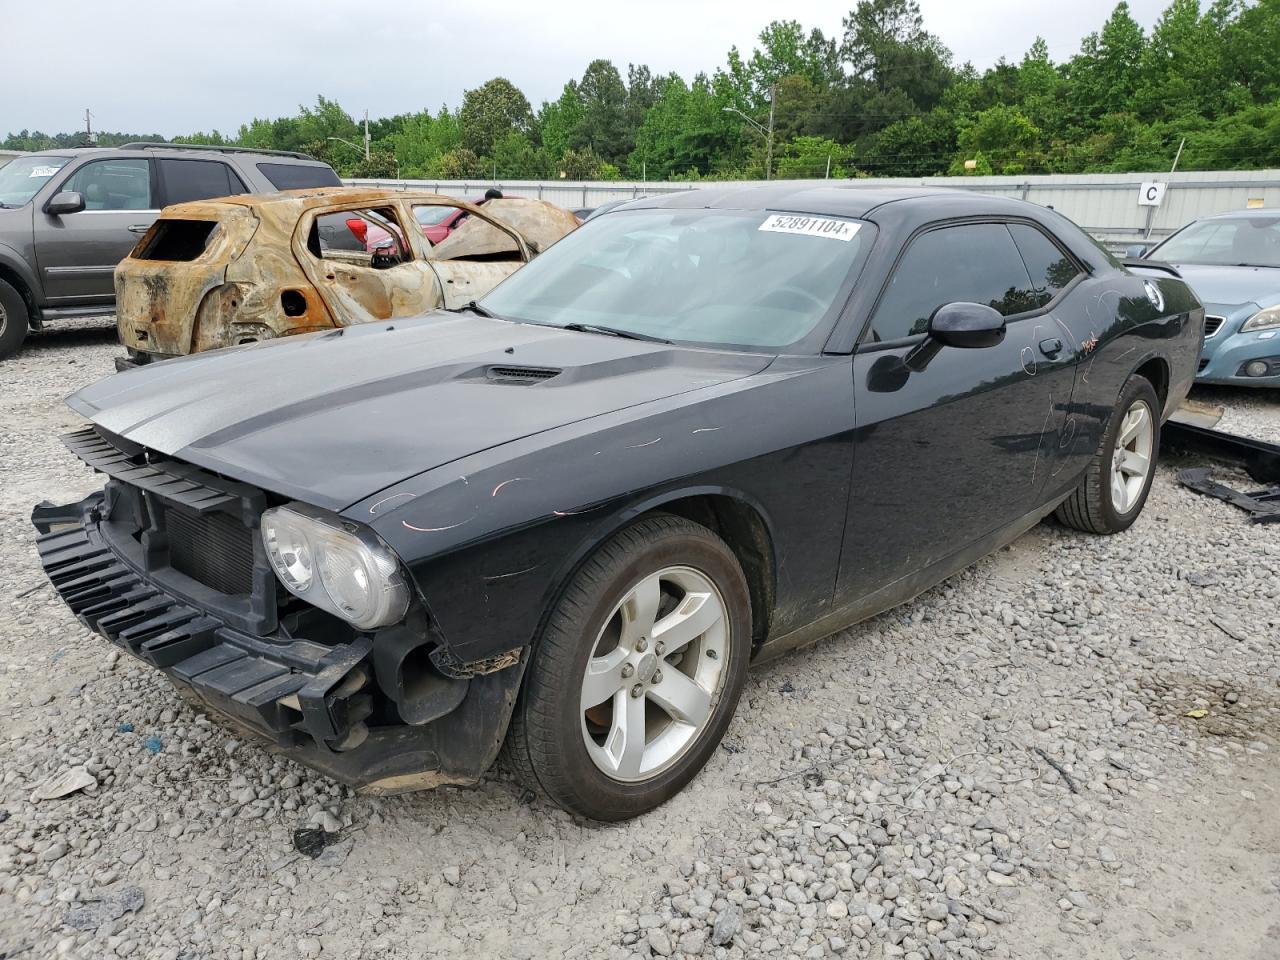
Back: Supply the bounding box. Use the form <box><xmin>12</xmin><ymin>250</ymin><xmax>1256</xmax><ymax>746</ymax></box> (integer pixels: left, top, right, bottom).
<box><xmin>1045</xmin><ymin>270</ymin><xmax>1202</xmax><ymax>503</ymax></box>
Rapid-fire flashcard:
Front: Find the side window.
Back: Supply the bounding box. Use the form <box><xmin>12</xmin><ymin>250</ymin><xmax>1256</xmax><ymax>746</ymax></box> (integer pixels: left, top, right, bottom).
<box><xmin>869</xmin><ymin>223</ymin><xmax>1038</xmax><ymax>342</ymax></box>
<box><xmin>61</xmin><ymin>159</ymin><xmax>152</xmax><ymax>210</ymax></box>
<box><xmin>1008</xmin><ymin>224</ymin><xmax>1081</xmax><ymax>301</ymax></box>
<box><xmin>256</xmin><ymin>162</ymin><xmax>342</xmax><ymax>190</ymax></box>
<box><xmin>158</xmin><ymin>159</ymin><xmax>247</xmax><ymax>205</ymax></box>
<box><xmin>307</xmin><ymin>206</ymin><xmax>410</xmax><ymax>268</ymax></box>
<box><xmin>410</xmin><ymin>202</ymin><xmax>521</xmax><ymax>263</ymax></box>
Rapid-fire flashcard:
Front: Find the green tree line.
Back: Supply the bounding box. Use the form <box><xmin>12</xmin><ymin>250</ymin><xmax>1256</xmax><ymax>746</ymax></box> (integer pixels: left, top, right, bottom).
<box><xmin>7</xmin><ymin>0</ymin><xmax>1279</xmax><ymax>181</ymax></box>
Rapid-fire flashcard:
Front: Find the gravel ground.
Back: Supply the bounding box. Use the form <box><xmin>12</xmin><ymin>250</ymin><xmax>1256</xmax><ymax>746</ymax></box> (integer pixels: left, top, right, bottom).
<box><xmin>2</xmin><ymin>321</ymin><xmax>1278</xmax><ymax>960</ymax></box>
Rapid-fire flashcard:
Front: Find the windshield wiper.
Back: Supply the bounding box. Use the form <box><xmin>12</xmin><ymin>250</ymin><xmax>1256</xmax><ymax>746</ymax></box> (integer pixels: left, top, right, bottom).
<box><xmin>453</xmin><ymin>300</ymin><xmax>502</xmax><ymax>319</ymax></box>
<box><xmin>562</xmin><ymin>322</ymin><xmax>672</xmax><ymax>344</ymax></box>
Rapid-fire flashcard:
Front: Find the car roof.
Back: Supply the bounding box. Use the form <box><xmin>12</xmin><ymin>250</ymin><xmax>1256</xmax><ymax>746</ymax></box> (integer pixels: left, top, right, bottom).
<box><xmin>1196</xmin><ymin>208</ymin><xmax>1279</xmax><ymax>222</ymax></box>
<box><xmin>25</xmin><ymin>145</ymin><xmax>326</xmax><ymax>163</ymax></box>
<box><xmin>622</xmin><ymin>183</ymin><xmax>1049</xmax><ymax>220</ymax></box>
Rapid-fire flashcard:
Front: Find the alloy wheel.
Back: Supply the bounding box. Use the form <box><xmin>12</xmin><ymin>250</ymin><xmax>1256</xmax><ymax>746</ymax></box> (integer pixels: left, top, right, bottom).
<box><xmin>1110</xmin><ymin>399</ymin><xmax>1154</xmax><ymax>513</ymax></box>
<box><xmin>580</xmin><ymin>566</ymin><xmax>728</xmax><ymax>783</ymax></box>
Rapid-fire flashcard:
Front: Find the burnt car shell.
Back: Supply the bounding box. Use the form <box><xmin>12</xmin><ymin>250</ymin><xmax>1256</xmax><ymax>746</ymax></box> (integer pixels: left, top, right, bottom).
<box><xmin>35</xmin><ymin>185</ymin><xmax>1203</xmax><ymax>795</ymax></box>
<box><xmin>114</xmin><ymin>188</ymin><xmax>577</xmax><ymax>365</ymax></box>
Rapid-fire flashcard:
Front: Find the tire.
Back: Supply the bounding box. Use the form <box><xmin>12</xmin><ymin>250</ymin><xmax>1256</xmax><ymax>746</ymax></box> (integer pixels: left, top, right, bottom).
<box><xmin>1056</xmin><ymin>375</ymin><xmax>1160</xmax><ymax>534</ymax></box>
<box><xmin>0</xmin><ymin>279</ymin><xmax>30</xmax><ymax>361</ymax></box>
<box><xmin>504</xmin><ymin>514</ymin><xmax>752</xmax><ymax>821</ymax></box>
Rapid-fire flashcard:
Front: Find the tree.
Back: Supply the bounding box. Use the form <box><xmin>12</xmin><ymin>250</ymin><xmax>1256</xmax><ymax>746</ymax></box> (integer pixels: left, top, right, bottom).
<box><xmin>954</xmin><ymin>105</ymin><xmax>1043</xmax><ymax>174</ymax></box>
<box><xmin>726</xmin><ymin>20</ymin><xmax>840</xmax><ymax>110</ymax></box>
<box><xmin>437</xmin><ymin>148</ymin><xmax>486</xmax><ymax>179</ymax></box>
<box><xmin>841</xmin><ymin>0</ymin><xmax>953</xmax><ymax>112</ymax></box>
<box><xmin>492</xmin><ymin>132</ymin><xmax>551</xmax><ymax>178</ymax></box>
<box><xmin>1064</xmin><ymin>2</ymin><xmax>1147</xmax><ymax>130</ymax></box>
<box><xmin>773</xmin><ymin>136</ymin><xmax>854</xmax><ymax>178</ymax></box>
<box><xmin>460</xmin><ymin>78</ymin><xmax>533</xmax><ymax>157</ymax></box>
<box><xmin>574</xmin><ymin>60</ymin><xmax>632</xmax><ymax>164</ymax></box>
<box><xmin>863</xmin><ymin>111</ymin><xmax>956</xmax><ymax>175</ymax></box>
<box><xmin>538</xmin><ymin>82</ymin><xmax>584</xmax><ymax>165</ymax></box>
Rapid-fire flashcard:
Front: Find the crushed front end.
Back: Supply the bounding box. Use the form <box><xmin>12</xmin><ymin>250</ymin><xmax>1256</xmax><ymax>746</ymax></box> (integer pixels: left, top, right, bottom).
<box><xmin>32</xmin><ymin>426</ymin><xmax>524</xmax><ymax>793</ymax></box>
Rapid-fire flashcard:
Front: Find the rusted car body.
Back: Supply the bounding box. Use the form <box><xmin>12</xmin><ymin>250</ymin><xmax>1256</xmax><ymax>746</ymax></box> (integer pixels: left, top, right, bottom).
<box><xmin>114</xmin><ymin>188</ymin><xmax>578</xmax><ymax>365</ymax></box>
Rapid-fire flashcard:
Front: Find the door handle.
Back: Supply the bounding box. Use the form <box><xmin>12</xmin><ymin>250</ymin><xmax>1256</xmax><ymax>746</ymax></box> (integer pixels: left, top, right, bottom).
<box><xmin>127</xmin><ymin>224</ymin><xmax>149</xmax><ymax>234</ymax></box>
<box><xmin>1038</xmin><ymin>337</ymin><xmax>1064</xmax><ymax>359</ymax></box>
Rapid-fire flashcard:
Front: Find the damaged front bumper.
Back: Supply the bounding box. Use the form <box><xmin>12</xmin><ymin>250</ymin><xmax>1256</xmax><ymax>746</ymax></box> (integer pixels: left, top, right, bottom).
<box><xmin>32</xmin><ymin>487</ymin><xmax>524</xmax><ymax>794</ymax></box>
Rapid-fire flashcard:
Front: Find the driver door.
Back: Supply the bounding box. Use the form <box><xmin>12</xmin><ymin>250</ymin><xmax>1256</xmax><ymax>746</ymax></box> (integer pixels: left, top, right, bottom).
<box><xmin>35</xmin><ymin>157</ymin><xmax>158</xmax><ymax>305</ymax></box>
<box><xmin>836</xmin><ymin>221</ymin><xmax>1078</xmax><ymax>603</ymax></box>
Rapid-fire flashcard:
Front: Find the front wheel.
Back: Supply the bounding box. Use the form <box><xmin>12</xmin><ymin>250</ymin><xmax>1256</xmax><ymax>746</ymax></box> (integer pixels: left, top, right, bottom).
<box><xmin>1056</xmin><ymin>375</ymin><xmax>1160</xmax><ymax>534</ymax></box>
<box><xmin>0</xmin><ymin>279</ymin><xmax>30</xmax><ymax>360</ymax></box>
<box><xmin>504</xmin><ymin>514</ymin><xmax>751</xmax><ymax>820</ymax></box>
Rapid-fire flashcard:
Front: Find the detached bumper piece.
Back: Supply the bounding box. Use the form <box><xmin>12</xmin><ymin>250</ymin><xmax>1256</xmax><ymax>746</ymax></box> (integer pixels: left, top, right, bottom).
<box><xmin>1176</xmin><ymin>468</ymin><xmax>1280</xmax><ymax>523</ymax></box>
<box><xmin>33</xmin><ymin>500</ymin><xmax>373</xmax><ymax>752</ymax></box>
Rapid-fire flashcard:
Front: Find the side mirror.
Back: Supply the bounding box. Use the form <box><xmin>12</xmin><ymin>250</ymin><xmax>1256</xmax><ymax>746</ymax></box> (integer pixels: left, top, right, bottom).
<box><xmin>929</xmin><ymin>301</ymin><xmax>1007</xmax><ymax>349</ymax></box>
<box><xmin>46</xmin><ymin>191</ymin><xmax>85</xmax><ymax>216</ymax></box>
<box><xmin>904</xmin><ymin>302</ymin><xmax>1006</xmax><ymax>372</ymax></box>
<box><xmin>1125</xmin><ymin>244</ymin><xmax>1148</xmax><ymax>258</ymax></box>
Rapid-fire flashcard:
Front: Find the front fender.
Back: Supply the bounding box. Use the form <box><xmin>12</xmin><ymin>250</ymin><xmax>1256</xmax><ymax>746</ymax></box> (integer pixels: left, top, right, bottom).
<box><xmin>349</xmin><ymin>358</ymin><xmax>855</xmax><ymax>666</ymax></box>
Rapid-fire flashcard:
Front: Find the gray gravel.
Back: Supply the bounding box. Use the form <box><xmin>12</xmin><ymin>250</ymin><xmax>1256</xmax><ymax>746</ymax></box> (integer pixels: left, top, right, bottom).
<box><xmin>2</xmin><ymin>321</ymin><xmax>1278</xmax><ymax>960</ymax></box>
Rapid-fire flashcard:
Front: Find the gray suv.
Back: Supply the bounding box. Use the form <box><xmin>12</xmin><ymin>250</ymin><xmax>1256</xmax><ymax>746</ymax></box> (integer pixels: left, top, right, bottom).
<box><xmin>0</xmin><ymin>143</ymin><xmax>342</xmax><ymax>359</ymax></box>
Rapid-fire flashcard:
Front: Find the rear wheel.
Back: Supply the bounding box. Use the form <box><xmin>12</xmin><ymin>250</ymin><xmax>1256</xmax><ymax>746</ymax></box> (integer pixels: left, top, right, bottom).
<box><xmin>1056</xmin><ymin>375</ymin><xmax>1159</xmax><ymax>534</ymax></box>
<box><xmin>0</xmin><ymin>279</ymin><xmax>30</xmax><ymax>360</ymax></box>
<box><xmin>504</xmin><ymin>515</ymin><xmax>751</xmax><ymax>820</ymax></box>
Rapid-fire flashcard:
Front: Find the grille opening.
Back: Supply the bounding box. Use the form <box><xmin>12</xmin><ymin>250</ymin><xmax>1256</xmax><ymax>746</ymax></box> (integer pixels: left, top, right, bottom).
<box><xmin>136</xmin><ymin>219</ymin><xmax>219</xmax><ymax>261</ymax></box>
<box><xmin>486</xmin><ymin>365</ymin><xmax>560</xmax><ymax>383</ymax></box>
<box><xmin>165</xmin><ymin>507</ymin><xmax>255</xmax><ymax>596</ymax></box>
<box><xmin>1204</xmin><ymin>316</ymin><xmax>1224</xmax><ymax>338</ymax></box>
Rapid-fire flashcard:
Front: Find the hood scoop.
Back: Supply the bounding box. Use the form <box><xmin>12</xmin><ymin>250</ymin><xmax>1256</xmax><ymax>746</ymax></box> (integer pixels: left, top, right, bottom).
<box><xmin>486</xmin><ymin>365</ymin><xmax>562</xmax><ymax>384</ymax></box>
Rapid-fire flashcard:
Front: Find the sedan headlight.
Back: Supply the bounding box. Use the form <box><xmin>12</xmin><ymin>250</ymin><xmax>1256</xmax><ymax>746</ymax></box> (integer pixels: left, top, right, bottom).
<box><xmin>262</xmin><ymin>504</ymin><xmax>409</xmax><ymax>630</ymax></box>
<box><xmin>1241</xmin><ymin>306</ymin><xmax>1280</xmax><ymax>333</ymax></box>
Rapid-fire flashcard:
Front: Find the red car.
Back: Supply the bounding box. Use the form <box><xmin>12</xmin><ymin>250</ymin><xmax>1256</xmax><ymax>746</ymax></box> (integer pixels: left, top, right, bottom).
<box><xmin>351</xmin><ymin>195</ymin><xmax>519</xmax><ymax>250</ymax></box>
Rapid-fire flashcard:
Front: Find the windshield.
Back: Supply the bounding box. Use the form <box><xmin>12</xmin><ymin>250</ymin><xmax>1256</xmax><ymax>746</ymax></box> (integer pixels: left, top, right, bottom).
<box><xmin>0</xmin><ymin>156</ymin><xmax>70</xmax><ymax>207</ymax></box>
<box><xmin>414</xmin><ymin>204</ymin><xmax>458</xmax><ymax>227</ymax></box>
<box><xmin>482</xmin><ymin>208</ymin><xmax>873</xmax><ymax>350</ymax></box>
<box><xmin>1153</xmin><ymin>216</ymin><xmax>1280</xmax><ymax>268</ymax></box>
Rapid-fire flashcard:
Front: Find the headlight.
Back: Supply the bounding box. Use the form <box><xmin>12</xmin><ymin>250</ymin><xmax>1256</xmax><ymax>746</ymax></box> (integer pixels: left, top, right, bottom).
<box><xmin>1241</xmin><ymin>306</ymin><xmax>1280</xmax><ymax>333</ymax></box>
<box><xmin>261</xmin><ymin>504</ymin><xmax>410</xmax><ymax>630</ymax></box>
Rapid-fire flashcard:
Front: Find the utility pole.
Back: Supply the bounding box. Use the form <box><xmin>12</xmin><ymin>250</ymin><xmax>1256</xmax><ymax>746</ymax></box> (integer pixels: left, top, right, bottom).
<box><xmin>84</xmin><ymin>108</ymin><xmax>96</xmax><ymax>145</ymax></box>
<box><xmin>363</xmin><ymin>109</ymin><xmax>370</xmax><ymax>160</ymax></box>
<box><xmin>765</xmin><ymin>84</ymin><xmax>776</xmax><ymax>181</ymax></box>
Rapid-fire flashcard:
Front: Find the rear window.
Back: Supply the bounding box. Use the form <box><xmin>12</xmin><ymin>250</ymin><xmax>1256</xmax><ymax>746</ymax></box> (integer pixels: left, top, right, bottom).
<box><xmin>136</xmin><ymin>219</ymin><xmax>219</xmax><ymax>261</ymax></box>
<box><xmin>256</xmin><ymin>162</ymin><xmax>342</xmax><ymax>190</ymax></box>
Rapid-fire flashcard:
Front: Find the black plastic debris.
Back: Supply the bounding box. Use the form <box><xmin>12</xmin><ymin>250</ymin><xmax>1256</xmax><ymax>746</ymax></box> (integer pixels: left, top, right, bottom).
<box><xmin>292</xmin><ymin>827</ymin><xmax>335</xmax><ymax>859</ymax></box>
<box><xmin>1177</xmin><ymin>468</ymin><xmax>1280</xmax><ymax>524</ymax></box>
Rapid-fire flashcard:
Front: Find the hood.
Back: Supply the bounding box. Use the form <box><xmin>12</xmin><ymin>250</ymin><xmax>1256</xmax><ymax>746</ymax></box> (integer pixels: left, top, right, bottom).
<box><xmin>1168</xmin><ymin>263</ymin><xmax>1279</xmax><ymax>311</ymax></box>
<box><xmin>68</xmin><ymin>312</ymin><xmax>771</xmax><ymax>510</ymax></box>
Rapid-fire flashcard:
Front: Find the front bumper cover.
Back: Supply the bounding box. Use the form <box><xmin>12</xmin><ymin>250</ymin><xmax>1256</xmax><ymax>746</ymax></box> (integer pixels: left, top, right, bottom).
<box><xmin>32</xmin><ymin>494</ymin><xmax>524</xmax><ymax>793</ymax></box>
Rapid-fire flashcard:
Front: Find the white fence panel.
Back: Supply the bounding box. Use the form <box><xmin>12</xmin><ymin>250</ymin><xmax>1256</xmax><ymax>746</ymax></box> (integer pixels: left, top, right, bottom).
<box><xmin>347</xmin><ymin>169</ymin><xmax>1280</xmax><ymax>251</ymax></box>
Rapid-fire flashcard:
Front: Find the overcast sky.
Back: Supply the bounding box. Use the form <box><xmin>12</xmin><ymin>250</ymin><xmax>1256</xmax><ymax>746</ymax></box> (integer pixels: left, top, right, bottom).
<box><xmin>2</xmin><ymin>0</ymin><xmax>1171</xmax><ymax>137</ymax></box>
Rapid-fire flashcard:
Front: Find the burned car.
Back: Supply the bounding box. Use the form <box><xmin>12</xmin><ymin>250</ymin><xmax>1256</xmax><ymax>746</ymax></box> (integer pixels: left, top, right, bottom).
<box><xmin>34</xmin><ymin>185</ymin><xmax>1201</xmax><ymax>821</ymax></box>
<box><xmin>113</xmin><ymin>188</ymin><xmax>579</xmax><ymax>366</ymax></box>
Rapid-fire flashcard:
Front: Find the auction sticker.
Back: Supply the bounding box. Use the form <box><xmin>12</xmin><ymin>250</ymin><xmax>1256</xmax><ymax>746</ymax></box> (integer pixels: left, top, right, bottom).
<box><xmin>759</xmin><ymin>214</ymin><xmax>859</xmax><ymax>241</ymax></box>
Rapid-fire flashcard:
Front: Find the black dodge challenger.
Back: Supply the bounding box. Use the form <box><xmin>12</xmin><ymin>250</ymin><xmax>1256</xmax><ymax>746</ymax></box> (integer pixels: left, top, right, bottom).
<box><xmin>33</xmin><ymin>185</ymin><xmax>1202</xmax><ymax>820</ymax></box>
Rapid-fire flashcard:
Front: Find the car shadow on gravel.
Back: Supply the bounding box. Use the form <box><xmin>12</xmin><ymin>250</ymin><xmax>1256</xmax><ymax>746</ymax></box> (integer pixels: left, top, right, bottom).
<box><xmin>23</xmin><ymin>320</ymin><xmax>119</xmax><ymax>353</ymax></box>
